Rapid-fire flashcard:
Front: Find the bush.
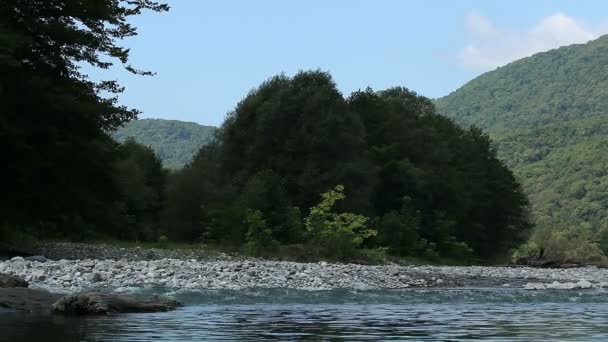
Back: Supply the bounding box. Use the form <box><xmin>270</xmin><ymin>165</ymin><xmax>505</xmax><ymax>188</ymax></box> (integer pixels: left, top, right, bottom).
<box><xmin>305</xmin><ymin>185</ymin><xmax>376</xmax><ymax>260</ymax></box>
<box><xmin>358</xmin><ymin>247</ymin><xmax>389</xmax><ymax>264</ymax></box>
<box><xmin>244</xmin><ymin>209</ymin><xmax>278</xmax><ymax>256</ymax></box>
<box><xmin>0</xmin><ymin>225</ymin><xmax>38</xmax><ymax>248</ymax></box>
<box><xmin>513</xmin><ymin>226</ymin><xmax>608</xmax><ymax>265</ymax></box>
<box><xmin>439</xmin><ymin>238</ymin><xmax>474</xmax><ymax>261</ymax></box>
<box><xmin>157</xmin><ymin>235</ymin><xmax>170</xmax><ymax>249</ymax></box>
<box><xmin>376</xmin><ymin>198</ymin><xmax>421</xmax><ymax>256</ymax></box>
<box><xmin>206</xmin><ymin>205</ymin><xmax>248</xmax><ymax>246</ymax></box>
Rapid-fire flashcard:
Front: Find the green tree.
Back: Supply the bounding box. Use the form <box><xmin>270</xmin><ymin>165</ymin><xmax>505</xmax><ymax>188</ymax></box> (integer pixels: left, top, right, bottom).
<box><xmin>377</xmin><ymin>197</ymin><xmax>421</xmax><ymax>256</ymax></box>
<box><xmin>169</xmin><ymin>71</ymin><xmax>530</xmax><ymax>261</ymax></box>
<box><xmin>0</xmin><ymin>0</ymin><xmax>168</xmax><ymax>238</ymax></box>
<box><xmin>305</xmin><ymin>185</ymin><xmax>376</xmax><ymax>259</ymax></box>
<box><xmin>114</xmin><ymin>138</ymin><xmax>165</xmax><ymax>241</ymax></box>
<box><xmin>244</xmin><ymin>209</ymin><xmax>278</xmax><ymax>256</ymax></box>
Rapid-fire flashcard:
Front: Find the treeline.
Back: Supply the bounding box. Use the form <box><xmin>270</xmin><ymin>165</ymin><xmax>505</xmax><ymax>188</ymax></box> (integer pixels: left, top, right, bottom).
<box><xmin>157</xmin><ymin>71</ymin><xmax>531</xmax><ymax>261</ymax></box>
<box><xmin>1</xmin><ymin>0</ymin><xmax>531</xmax><ymax>262</ymax></box>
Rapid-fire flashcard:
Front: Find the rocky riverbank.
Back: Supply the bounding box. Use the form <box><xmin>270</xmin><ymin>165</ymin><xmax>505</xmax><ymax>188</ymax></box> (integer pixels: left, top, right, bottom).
<box><xmin>2</xmin><ymin>243</ymin><xmax>607</xmax><ymax>292</ymax></box>
<box><xmin>32</xmin><ymin>242</ymin><xmax>234</xmax><ymax>262</ymax></box>
<box><xmin>2</xmin><ymin>254</ymin><xmax>608</xmax><ymax>292</ymax></box>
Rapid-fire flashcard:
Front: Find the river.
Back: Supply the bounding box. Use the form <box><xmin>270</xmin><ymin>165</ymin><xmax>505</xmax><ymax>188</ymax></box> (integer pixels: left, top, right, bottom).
<box><xmin>1</xmin><ymin>287</ymin><xmax>607</xmax><ymax>341</ymax></box>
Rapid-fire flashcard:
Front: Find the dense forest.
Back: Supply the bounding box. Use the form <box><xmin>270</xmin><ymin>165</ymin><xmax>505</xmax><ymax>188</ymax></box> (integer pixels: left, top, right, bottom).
<box><xmin>113</xmin><ymin>119</ymin><xmax>216</xmax><ymax>169</ymax></box>
<box><xmin>1</xmin><ymin>0</ymin><xmax>532</xmax><ymax>262</ymax></box>
<box><xmin>436</xmin><ymin>35</ymin><xmax>608</xmax><ymax>264</ymax></box>
<box><xmin>160</xmin><ymin>72</ymin><xmax>531</xmax><ymax>261</ymax></box>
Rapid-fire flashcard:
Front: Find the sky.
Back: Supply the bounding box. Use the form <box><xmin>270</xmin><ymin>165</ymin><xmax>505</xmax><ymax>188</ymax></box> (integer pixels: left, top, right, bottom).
<box><xmin>91</xmin><ymin>0</ymin><xmax>608</xmax><ymax>126</ymax></box>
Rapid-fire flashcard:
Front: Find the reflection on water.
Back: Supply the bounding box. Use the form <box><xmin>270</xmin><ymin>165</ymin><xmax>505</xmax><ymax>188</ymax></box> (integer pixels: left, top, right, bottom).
<box><xmin>1</xmin><ymin>288</ymin><xmax>608</xmax><ymax>341</ymax></box>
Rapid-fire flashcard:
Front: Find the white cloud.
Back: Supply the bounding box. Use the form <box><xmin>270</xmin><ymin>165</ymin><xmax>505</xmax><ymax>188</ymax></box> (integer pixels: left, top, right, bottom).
<box><xmin>458</xmin><ymin>12</ymin><xmax>607</xmax><ymax>71</ymax></box>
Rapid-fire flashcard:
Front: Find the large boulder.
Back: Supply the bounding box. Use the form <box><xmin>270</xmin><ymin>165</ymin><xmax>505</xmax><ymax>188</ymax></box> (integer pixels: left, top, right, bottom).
<box><xmin>0</xmin><ymin>288</ymin><xmax>61</xmax><ymax>312</ymax></box>
<box><xmin>0</xmin><ymin>273</ymin><xmax>29</xmax><ymax>288</ymax></box>
<box><xmin>52</xmin><ymin>292</ymin><xmax>181</xmax><ymax>315</ymax></box>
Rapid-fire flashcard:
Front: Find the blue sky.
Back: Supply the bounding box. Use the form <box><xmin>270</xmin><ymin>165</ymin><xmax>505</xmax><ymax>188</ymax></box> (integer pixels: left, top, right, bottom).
<box><xmin>93</xmin><ymin>0</ymin><xmax>608</xmax><ymax>126</ymax></box>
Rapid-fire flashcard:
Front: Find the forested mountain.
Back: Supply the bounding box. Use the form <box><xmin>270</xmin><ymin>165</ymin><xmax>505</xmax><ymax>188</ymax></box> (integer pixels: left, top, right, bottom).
<box><xmin>113</xmin><ymin>119</ymin><xmax>216</xmax><ymax>169</ymax></box>
<box><xmin>436</xmin><ymin>35</ymin><xmax>608</xmax><ymax>263</ymax></box>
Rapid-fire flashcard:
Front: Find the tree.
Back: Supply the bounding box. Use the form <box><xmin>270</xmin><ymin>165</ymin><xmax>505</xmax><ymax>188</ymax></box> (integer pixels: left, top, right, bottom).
<box><xmin>168</xmin><ymin>71</ymin><xmax>531</xmax><ymax>260</ymax></box>
<box><xmin>114</xmin><ymin>138</ymin><xmax>165</xmax><ymax>241</ymax></box>
<box><xmin>0</xmin><ymin>0</ymin><xmax>168</xmax><ymax>237</ymax></box>
<box><xmin>244</xmin><ymin>209</ymin><xmax>278</xmax><ymax>256</ymax></box>
<box><xmin>305</xmin><ymin>185</ymin><xmax>376</xmax><ymax>259</ymax></box>
<box><xmin>376</xmin><ymin>197</ymin><xmax>421</xmax><ymax>256</ymax></box>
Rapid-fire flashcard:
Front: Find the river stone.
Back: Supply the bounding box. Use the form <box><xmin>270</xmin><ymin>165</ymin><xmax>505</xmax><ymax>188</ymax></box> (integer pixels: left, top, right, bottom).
<box><xmin>576</xmin><ymin>280</ymin><xmax>593</xmax><ymax>289</ymax></box>
<box><xmin>52</xmin><ymin>292</ymin><xmax>181</xmax><ymax>315</ymax></box>
<box><xmin>25</xmin><ymin>255</ymin><xmax>47</xmax><ymax>263</ymax></box>
<box><xmin>523</xmin><ymin>282</ymin><xmax>546</xmax><ymax>290</ymax></box>
<box><xmin>82</xmin><ymin>272</ymin><xmax>103</xmax><ymax>282</ymax></box>
<box><xmin>0</xmin><ymin>273</ymin><xmax>29</xmax><ymax>288</ymax></box>
<box><xmin>546</xmin><ymin>281</ymin><xmax>577</xmax><ymax>290</ymax></box>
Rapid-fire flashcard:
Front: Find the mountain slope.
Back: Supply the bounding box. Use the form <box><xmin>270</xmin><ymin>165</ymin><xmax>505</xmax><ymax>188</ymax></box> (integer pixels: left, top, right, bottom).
<box><xmin>436</xmin><ymin>35</ymin><xmax>608</xmax><ymax>237</ymax></box>
<box><xmin>113</xmin><ymin>119</ymin><xmax>216</xmax><ymax>169</ymax></box>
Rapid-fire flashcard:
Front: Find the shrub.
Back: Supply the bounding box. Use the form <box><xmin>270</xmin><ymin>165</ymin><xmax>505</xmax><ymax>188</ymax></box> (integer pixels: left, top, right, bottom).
<box><xmin>358</xmin><ymin>247</ymin><xmax>389</xmax><ymax>264</ymax></box>
<box><xmin>305</xmin><ymin>185</ymin><xmax>376</xmax><ymax>260</ymax></box>
<box><xmin>376</xmin><ymin>198</ymin><xmax>421</xmax><ymax>256</ymax></box>
<box><xmin>513</xmin><ymin>226</ymin><xmax>607</xmax><ymax>265</ymax></box>
<box><xmin>244</xmin><ymin>209</ymin><xmax>278</xmax><ymax>256</ymax></box>
<box><xmin>157</xmin><ymin>235</ymin><xmax>170</xmax><ymax>249</ymax></box>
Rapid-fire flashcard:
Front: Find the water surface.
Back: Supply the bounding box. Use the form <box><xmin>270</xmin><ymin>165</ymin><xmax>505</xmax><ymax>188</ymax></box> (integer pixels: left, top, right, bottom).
<box><xmin>1</xmin><ymin>288</ymin><xmax>607</xmax><ymax>341</ymax></box>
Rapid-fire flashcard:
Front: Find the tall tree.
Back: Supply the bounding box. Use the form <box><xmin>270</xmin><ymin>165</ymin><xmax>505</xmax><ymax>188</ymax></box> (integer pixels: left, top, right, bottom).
<box><xmin>0</xmin><ymin>0</ymin><xmax>168</xmax><ymax>237</ymax></box>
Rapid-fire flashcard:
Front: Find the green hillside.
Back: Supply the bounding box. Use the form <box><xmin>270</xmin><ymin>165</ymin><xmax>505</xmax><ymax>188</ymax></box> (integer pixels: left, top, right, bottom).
<box><xmin>113</xmin><ymin>119</ymin><xmax>216</xmax><ymax>169</ymax></box>
<box><xmin>436</xmin><ymin>35</ymin><xmax>608</xmax><ymax>262</ymax></box>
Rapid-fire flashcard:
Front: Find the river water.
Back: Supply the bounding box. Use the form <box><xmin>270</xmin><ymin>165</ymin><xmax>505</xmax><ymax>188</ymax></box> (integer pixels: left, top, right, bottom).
<box><xmin>1</xmin><ymin>288</ymin><xmax>607</xmax><ymax>341</ymax></box>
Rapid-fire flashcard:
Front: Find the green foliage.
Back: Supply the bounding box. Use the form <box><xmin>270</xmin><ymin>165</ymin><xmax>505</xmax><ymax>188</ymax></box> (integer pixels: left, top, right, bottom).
<box><xmin>0</xmin><ymin>225</ymin><xmax>38</xmax><ymax>249</ymax></box>
<box><xmin>244</xmin><ymin>210</ymin><xmax>279</xmax><ymax>256</ymax></box>
<box><xmin>165</xmin><ymin>71</ymin><xmax>530</xmax><ymax>261</ymax></box>
<box><xmin>2</xmin><ymin>0</ymin><xmax>530</xmax><ymax>267</ymax></box>
<box><xmin>358</xmin><ymin>247</ymin><xmax>389</xmax><ymax>264</ymax></box>
<box><xmin>157</xmin><ymin>235</ymin><xmax>170</xmax><ymax>249</ymax></box>
<box><xmin>305</xmin><ymin>185</ymin><xmax>377</xmax><ymax>260</ymax></box>
<box><xmin>206</xmin><ymin>205</ymin><xmax>248</xmax><ymax>247</ymax></box>
<box><xmin>113</xmin><ymin>119</ymin><xmax>216</xmax><ymax>169</ymax></box>
<box><xmin>376</xmin><ymin>197</ymin><xmax>421</xmax><ymax>256</ymax></box>
<box><xmin>437</xmin><ymin>36</ymin><xmax>608</xmax><ymax>260</ymax></box>
<box><xmin>513</xmin><ymin>226</ymin><xmax>607</xmax><ymax>265</ymax></box>
<box><xmin>0</xmin><ymin>0</ymin><xmax>167</xmax><ymax>238</ymax></box>
<box><xmin>240</xmin><ymin>170</ymin><xmax>304</xmax><ymax>244</ymax></box>
<box><xmin>113</xmin><ymin>138</ymin><xmax>166</xmax><ymax>241</ymax></box>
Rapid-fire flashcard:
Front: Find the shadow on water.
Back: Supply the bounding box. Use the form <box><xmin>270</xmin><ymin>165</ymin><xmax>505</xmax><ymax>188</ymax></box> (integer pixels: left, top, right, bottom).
<box><xmin>2</xmin><ymin>288</ymin><xmax>608</xmax><ymax>341</ymax></box>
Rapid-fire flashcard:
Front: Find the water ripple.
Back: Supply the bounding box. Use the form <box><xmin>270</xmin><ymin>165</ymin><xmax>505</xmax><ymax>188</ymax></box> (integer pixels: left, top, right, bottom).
<box><xmin>2</xmin><ymin>288</ymin><xmax>608</xmax><ymax>341</ymax></box>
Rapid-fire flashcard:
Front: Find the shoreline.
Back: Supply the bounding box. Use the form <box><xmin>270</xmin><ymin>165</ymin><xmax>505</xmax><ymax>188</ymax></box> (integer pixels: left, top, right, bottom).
<box><xmin>1</xmin><ymin>243</ymin><xmax>607</xmax><ymax>293</ymax></box>
<box><xmin>2</xmin><ymin>258</ymin><xmax>608</xmax><ymax>294</ymax></box>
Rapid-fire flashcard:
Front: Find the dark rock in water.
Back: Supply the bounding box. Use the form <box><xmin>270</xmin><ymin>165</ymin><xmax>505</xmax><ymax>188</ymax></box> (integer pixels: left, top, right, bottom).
<box><xmin>52</xmin><ymin>292</ymin><xmax>181</xmax><ymax>315</ymax></box>
<box><xmin>0</xmin><ymin>273</ymin><xmax>29</xmax><ymax>288</ymax></box>
<box><xmin>0</xmin><ymin>273</ymin><xmax>180</xmax><ymax>315</ymax></box>
<box><xmin>25</xmin><ymin>255</ymin><xmax>47</xmax><ymax>263</ymax></box>
<box><xmin>0</xmin><ymin>288</ymin><xmax>61</xmax><ymax>312</ymax></box>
